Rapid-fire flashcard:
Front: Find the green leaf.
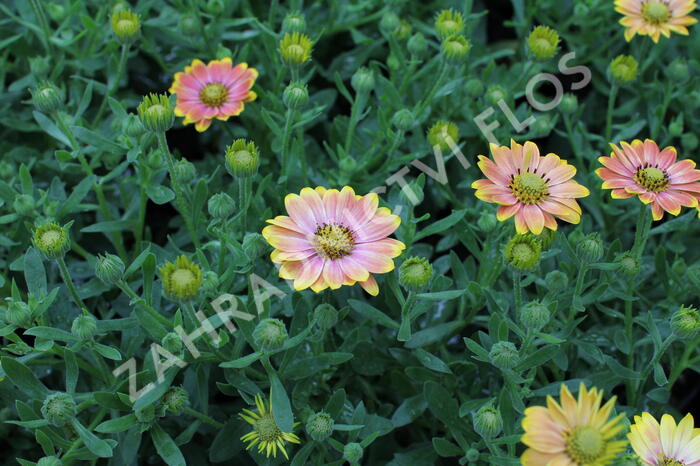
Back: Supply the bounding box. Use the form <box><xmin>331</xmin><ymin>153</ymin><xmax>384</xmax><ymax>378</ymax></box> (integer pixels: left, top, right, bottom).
<box><xmin>415</xmin><ymin>289</ymin><xmax>465</xmax><ymax>301</ymax></box>
<box><xmin>270</xmin><ymin>372</ymin><xmax>294</xmax><ymax>432</ymax></box>
<box><xmin>414</xmin><ymin>349</ymin><xmax>452</xmax><ymax>374</ymax></box>
<box><xmin>515</xmin><ymin>345</ymin><xmax>560</xmax><ymax>371</ymax></box>
<box><xmin>348</xmin><ymin>299</ymin><xmax>400</xmax><ymax>329</ymax></box>
<box><xmin>423</xmin><ymin>381</ymin><xmax>460</xmax><ymax>427</ymax></box>
<box><xmin>70</xmin><ymin>126</ymin><xmax>124</xmax><ymax>154</ymax></box>
<box><xmin>95</xmin><ymin>414</ymin><xmax>138</xmax><ymax>433</ymax></box>
<box><xmin>23</xmin><ymin>247</ymin><xmax>47</xmax><ymax>297</ymax></box>
<box><xmin>209</xmin><ymin>420</ymin><xmax>247</xmax><ymax>462</ymax></box>
<box><xmin>81</xmin><ymin>220</ymin><xmax>134</xmax><ymax>233</ymax></box>
<box><xmin>432</xmin><ymin>437</ymin><xmax>463</xmax><ymax>457</ymax></box>
<box><xmin>65</xmin><ymin>349</ymin><xmax>78</xmax><ymax>394</ymax></box>
<box><xmin>145</xmin><ymin>185</ymin><xmax>175</xmax><ymax>205</ymax></box>
<box><xmin>71</xmin><ymin>418</ymin><xmax>113</xmax><ymax>458</ymax></box>
<box><xmin>33</xmin><ymin>111</ymin><xmax>71</xmax><ymax>147</ymax></box>
<box><xmin>219</xmin><ymin>352</ymin><xmax>262</xmax><ymax>369</ymax></box>
<box><xmin>93</xmin><ymin>343</ymin><xmax>122</xmax><ymax>361</ymax></box>
<box><xmin>56</xmin><ymin>175</ymin><xmax>96</xmax><ymax>219</ymax></box>
<box><xmin>25</xmin><ymin>327</ymin><xmax>77</xmax><ymax>342</ymax></box>
<box><xmin>325</xmin><ymin>389</ymin><xmax>346</xmax><ymax>419</ymax></box>
<box><xmin>150</xmin><ymin>423</ymin><xmax>186</xmax><ymax>466</ymax></box>
<box><xmin>405</xmin><ymin>321</ymin><xmax>464</xmax><ymax>348</ymax></box>
<box><xmin>414</xmin><ymin>209</ymin><xmax>466</xmax><ymax>241</ymax></box>
<box><xmin>0</xmin><ymin>357</ymin><xmax>49</xmax><ymax>399</ymax></box>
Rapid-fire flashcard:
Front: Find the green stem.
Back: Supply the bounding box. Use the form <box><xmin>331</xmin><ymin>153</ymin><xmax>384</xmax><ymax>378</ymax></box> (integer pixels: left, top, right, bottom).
<box><xmin>513</xmin><ymin>271</ymin><xmax>523</xmax><ymax>314</ymax></box>
<box><xmin>669</xmin><ymin>334</ymin><xmax>700</xmax><ymax>385</ymax></box>
<box><xmin>217</xmin><ymin>232</ymin><xmax>228</xmax><ymax>276</ymax></box>
<box><xmin>183</xmin><ymin>406</ymin><xmax>224</xmax><ymax>428</ymax></box>
<box><xmin>118</xmin><ymin>280</ymin><xmax>172</xmax><ymax>328</ymax></box>
<box><xmin>570</xmin><ymin>265</ymin><xmax>588</xmax><ymax>321</ymax></box>
<box><xmin>624</xmin><ymin>290</ymin><xmax>635</xmax><ymax>404</ymax></box>
<box><xmin>651</xmin><ymin>81</ymin><xmax>673</xmax><ymax>140</ymax></box>
<box><xmin>605</xmin><ymin>84</ymin><xmax>618</xmax><ymax>143</ymax></box>
<box><xmin>413</xmin><ymin>61</ymin><xmax>448</xmax><ymax>118</ymax></box>
<box><xmin>280</xmin><ymin>107</ymin><xmax>294</xmax><ymax>177</ymax></box>
<box><xmin>634</xmin><ymin>335</ymin><xmax>675</xmax><ymax>406</ymax></box>
<box><xmin>56</xmin><ymin>257</ymin><xmax>89</xmax><ymax>313</ymax></box>
<box><xmin>93</xmin><ymin>43</ymin><xmax>130</xmax><ymax>125</ymax></box>
<box><xmin>134</xmin><ymin>180</ymin><xmax>148</xmax><ymax>255</ymax></box>
<box><xmin>632</xmin><ymin>205</ymin><xmax>652</xmax><ymax>259</ymax></box>
<box><xmin>344</xmin><ymin>92</ymin><xmax>368</xmax><ymax>154</ymax></box>
<box><xmin>238</xmin><ymin>178</ymin><xmax>249</xmax><ymax>235</ymax></box>
<box><xmin>28</xmin><ymin>0</ymin><xmax>53</xmax><ymax>55</ymax></box>
<box><xmin>397</xmin><ymin>291</ymin><xmax>415</xmax><ymax>342</ymax></box>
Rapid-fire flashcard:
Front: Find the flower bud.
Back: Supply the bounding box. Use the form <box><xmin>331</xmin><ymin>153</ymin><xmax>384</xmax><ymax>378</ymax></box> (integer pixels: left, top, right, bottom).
<box><xmin>202</xmin><ymin>271</ymin><xmax>219</xmax><ymax>295</ymax></box>
<box><xmin>179</xmin><ymin>15</ymin><xmax>198</xmax><ymax>36</ymax></box>
<box><xmin>110</xmin><ymin>8</ymin><xmax>140</xmax><ymax>43</ymax></box>
<box><xmin>134</xmin><ymin>405</ymin><xmax>155</xmax><ymax>423</ymax></box>
<box><xmin>351</xmin><ymin>67</ymin><xmax>375</xmax><ymax>94</ymax></box>
<box><xmin>0</xmin><ymin>161</ymin><xmax>14</xmax><ymax>180</ymax></box>
<box><xmin>486</xmin><ymin>85</ymin><xmax>508</xmax><ymax>105</ymax></box>
<box><xmin>537</xmin><ymin>229</ymin><xmax>557</xmax><ymax>250</ymax></box>
<box><xmin>162</xmin><ymin>386</ymin><xmax>190</xmax><ymax>414</ymax></box>
<box><xmin>387</xmin><ymin>53</ymin><xmax>400</xmax><ymax>71</ymax></box>
<box><xmin>282</xmin><ymin>11</ymin><xmax>306</xmax><ymax>33</ymax></box>
<box><xmin>407</xmin><ymin>33</ymin><xmax>427</xmax><ymax>58</ymax></box>
<box><xmin>225</xmin><ymin>139</ymin><xmax>259</xmax><ymax>178</ymax></box>
<box><xmin>441</xmin><ymin>35</ymin><xmax>470</xmax><ymax>63</ymax></box>
<box><xmin>532</xmin><ymin>115</ymin><xmax>553</xmax><ymax>137</ymax></box>
<box><xmin>489</xmin><ymin>341</ymin><xmax>519</xmax><ymax>369</ymax></box>
<box><xmin>314</xmin><ymin>303</ymin><xmax>339</xmax><ymax>330</ymax></box>
<box><xmin>162</xmin><ymin>332</ymin><xmax>183</xmax><ymax>354</ymax></box>
<box><xmin>465</xmin><ymin>448</ymin><xmax>480</xmax><ymax>462</ymax></box>
<box><xmin>392</xmin><ymin>109</ymin><xmax>415</xmax><ymax>131</ymax></box>
<box><xmin>29</xmin><ymin>57</ymin><xmax>50</xmax><ymax>77</ymax></box>
<box><xmin>399</xmin><ymin>257</ymin><xmax>433</xmax><ymax>291</ymax></box>
<box><xmin>3</xmin><ymin>299</ymin><xmax>32</xmax><ymax>328</ymax></box>
<box><xmin>473</xmin><ymin>405</ymin><xmax>502</xmax><ymax>439</ymax></box>
<box><xmin>682</xmin><ymin>133</ymin><xmax>698</xmax><ymax>151</ymax></box>
<box><xmin>666</xmin><ymin>58</ymin><xmax>689</xmax><ymax>82</ymax></box>
<box><xmin>609</xmin><ymin>55</ymin><xmax>638</xmax><ymax>84</ymax></box>
<box><xmin>559</xmin><ymin>93</ymin><xmax>578</xmax><ymax>115</ymax></box>
<box><xmin>615</xmin><ymin>252</ymin><xmax>641</xmax><ymax>276</ymax></box>
<box><xmin>137</xmin><ymin>93</ymin><xmax>174</xmax><ymax>133</ymax></box>
<box><xmin>279</xmin><ymin>32</ymin><xmax>313</xmax><ymax>65</ymax></box>
<box><xmin>33</xmin><ymin>222</ymin><xmax>70</xmax><ymax>259</ymax></box>
<box><xmin>671</xmin><ymin>258</ymin><xmax>687</xmax><ymax>277</ymax></box>
<box><xmin>527</xmin><ymin>25</ymin><xmax>559</xmax><ymax>61</ymax></box>
<box><xmin>465</xmin><ymin>78</ymin><xmax>484</xmax><ymax>98</ymax></box>
<box><xmin>31</xmin><ymin>82</ymin><xmax>63</xmax><ymax>114</ymax></box>
<box><xmin>573</xmin><ymin>3</ymin><xmax>589</xmax><ymax>17</ymax></box>
<box><xmin>283</xmin><ymin>82</ymin><xmax>309</xmax><ymax>109</ymax></box>
<box><xmin>175</xmin><ymin>159</ymin><xmax>197</xmax><ymax>183</ymax></box>
<box><xmin>576</xmin><ymin>233</ymin><xmax>604</xmax><ymax>263</ymax></box>
<box><xmin>71</xmin><ymin>314</ymin><xmax>98</xmax><ymax>340</ymax></box>
<box><xmin>343</xmin><ymin>443</ymin><xmax>363</xmax><ymax>464</ymax></box>
<box><xmin>41</xmin><ymin>392</ymin><xmax>76</xmax><ymax>427</ymax></box>
<box><xmin>427</xmin><ymin>120</ymin><xmax>458</xmax><ymax>152</ymax></box>
<box><xmin>671</xmin><ymin>306</ymin><xmax>700</xmax><ymax>339</ymax></box>
<box><xmin>380</xmin><ymin>11</ymin><xmax>400</xmax><ymax>34</ymax></box>
<box><xmin>504</xmin><ymin>234</ymin><xmax>541</xmax><ymax>271</ymax></box>
<box><xmin>37</xmin><ymin>457</ymin><xmax>63</xmax><ymax>466</ymax></box>
<box><xmin>215</xmin><ymin>45</ymin><xmax>232</xmax><ymax>61</ymax></box>
<box><xmin>160</xmin><ymin>256</ymin><xmax>203</xmax><ymax>301</ymax></box>
<box><xmin>243</xmin><ymin>232</ymin><xmax>268</xmax><ymax>259</ymax></box>
<box><xmin>477</xmin><ymin>210</ymin><xmax>498</xmax><ymax>233</ymax></box>
<box><xmin>13</xmin><ymin>194</ymin><xmax>35</xmax><ymax>216</ymax></box>
<box><xmin>146</xmin><ymin>150</ymin><xmax>164</xmax><ymax>169</ymax></box>
<box><xmin>123</xmin><ymin>113</ymin><xmax>146</xmax><ymax>138</ymax></box>
<box><xmin>47</xmin><ymin>3</ymin><xmax>66</xmax><ymax>21</ymax></box>
<box><xmin>206</xmin><ymin>0</ymin><xmax>224</xmax><ymax>15</ymax></box>
<box><xmin>95</xmin><ymin>253</ymin><xmax>125</xmax><ymax>285</ymax></box>
<box><xmin>396</xmin><ymin>20</ymin><xmax>412</xmax><ymax>40</ymax></box>
<box><xmin>306</xmin><ymin>411</ymin><xmax>334</xmax><ymax>441</ymax></box>
<box><xmin>520</xmin><ymin>301</ymin><xmax>550</xmax><ymax>332</ymax></box>
<box><xmin>435</xmin><ymin>9</ymin><xmax>464</xmax><ymax>39</ymax></box>
<box><xmin>253</xmin><ymin>318</ymin><xmax>288</xmax><ymax>351</ymax></box>
<box><xmin>208</xmin><ymin>192</ymin><xmax>235</xmax><ymax>219</ymax></box>
<box><xmin>669</xmin><ymin>116</ymin><xmax>683</xmax><ymax>137</ymax></box>
<box><xmin>544</xmin><ymin>270</ymin><xmax>569</xmax><ymax>293</ymax></box>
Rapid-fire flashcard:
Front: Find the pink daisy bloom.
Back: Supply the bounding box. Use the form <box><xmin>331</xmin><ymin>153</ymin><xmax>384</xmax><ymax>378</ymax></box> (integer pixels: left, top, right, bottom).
<box><xmin>596</xmin><ymin>139</ymin><xmax>700</xmax><ymax>221</ymax></box>
<box><xmin>261</xmin><ymin>186</ymin><xmax>405</xmax><ymax>296</ymax></box>
<box><xmin>615</xmin><ymin>0</ymin><xmax>697</xmax><ymax>43</ymax></box>
<box><xmin>169</xmin><ymin>58</ymin><xmax>258</xmax><ymax>132</ymax></box>
<box><xmin>628</xmin><ymin>412</ymin><xmax>700</xmax><ymax>465</ymax></box>
<box><xmin>472</xmin><ymin>139</ymin><xmax>590</xmax><ymax>235</ymax></box>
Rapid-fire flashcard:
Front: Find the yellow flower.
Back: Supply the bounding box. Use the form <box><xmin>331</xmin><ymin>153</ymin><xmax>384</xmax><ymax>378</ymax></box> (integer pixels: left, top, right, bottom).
<box><xmin>615</xmin><ymin>0</ymin><xmax>697</xmax><ymax>42</ymax></box>
<box><xmin>240</xmin><ymin>394</ymin><xmax>301</xmax><ymax>459</ymax></box>
<box><xmin>521</xmin><ymin>383</ymin><xmax>627</xmax><ymax>465</ymax></box>
<box><xmin>629</xmin><ymin>413</ymin><xmax>700</xmax><ymax>465</ymax></box>
<box><xmin>279</xmin><ymin>32</ymin><xmax>313</xmax><ymax>65</ymax></box>
<box><xmin>159</xmin><ymin>256</ymin><xmax>202</xmax><ymax>301</ymax></box>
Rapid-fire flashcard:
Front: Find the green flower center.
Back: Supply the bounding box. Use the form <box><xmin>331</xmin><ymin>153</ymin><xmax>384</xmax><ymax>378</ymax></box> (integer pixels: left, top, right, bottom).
<box><xmin>404</xmin><ymin>263</ymin><xmax>428</xmax><ymax>281</ymax></box>
<box><xmin>314</xmin><ymin>223</ymin><xmax>354</xmax><ymax>260</ymax></box>
<box><xmin>286</xmin><ymin>44</ymin><xmax>305</xmax><ymax>57</ymax></box>
<box><xmin>146</xmin><ymin>104</ymin><xmax>166</xmax><ymax>118</ymax></box>
<box><xmin>511</xmin><ymin>172</ymin><xmax>549</xmax><ymax>204</ymax></box>
<box><xmin>171</xmin><ymin>268</ymin><xmax>196</xmax><ymax>289</ymax></box>
<box><xmin>199</xmin><ymin>83</ymin><xmax>228</xmax><ymax>107</ymax></box>
<box><xmin>512</xmin><ymin>244</ymin><xmax>535</xmax><ymax>262</ymax></box>
<box><xmin>231</xmin><ymin>150</ymin><xmax>254</xmax><ymax>167</ymax></box>
<box><xmin>642</xmin><ymin>1</ymin><xmax>671</xmax><ymax>24</ymax></box>
<box><xmin>659</xmin><ymin>456</ymin><xmax>685</xmax><ymax>466</ymax></box>
<box><xmin>41</xmin><ymin>230</ymin><xmax>62</xmax><ymax>247</ymax></box>
<box><xmin>634</xmin><ymin>166</ymin><xmax>669</xmax><ymax>193</ymax></box>
<box><xmin>255</xmin><ymin>414</ymin><xmax>282</xmax><ymax>442</ymax></box>
<box><xmin>566</xmin><ymin>426</ymin><xmax>605</xmax><ymax>463</ymax></box>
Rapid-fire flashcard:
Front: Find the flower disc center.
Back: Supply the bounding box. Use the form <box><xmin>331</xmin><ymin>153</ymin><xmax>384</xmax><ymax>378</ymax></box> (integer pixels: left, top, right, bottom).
<box><xmin>199</xmin><ymin>83</ymin><xmax>228</xmax><ymax>107</ymax></box>
<box><xmin>511</xmin><ymin>172</ymin><xmax>548</xmax><ymax>204</ymax></box>
<box><xmin>314</xmin><ymin>223</ymin><xmax>354</xmax><ymax>260</ymax></box>
<box><xmin>659</xmin><ymin>456</ymin><xmax>685</xmax><ymax>466</ymax></box>
<box><xmin>255</xmin><ymin>414</ymin><xmax>282</xmax><ymax>442</ymax></box>
<box><xmin>171</xmin><ymin>269</ymin><xmax>196</xmax><ymax>288</ymax></box>
<box><xmin>642</xmin><ymin>1</ymin><xmax>671</xmax><ymax>24</ymax></box>
<box><xmin>41</xmin><ymin>230</ymin><xmax>61</xmax><ymax>247</ymax></box>
<box><xmin>634</xmin><ymin>166</ymin><xmax>669</xmax><ymax>193</ymax></box>
<box><xmin>566</xmin><ymin>426</ymin><xmax>604</xmax><ymax>463</ymax></box>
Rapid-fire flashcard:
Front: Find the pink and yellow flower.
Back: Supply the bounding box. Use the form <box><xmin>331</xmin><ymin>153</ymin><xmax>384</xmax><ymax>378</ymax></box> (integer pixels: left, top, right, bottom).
<box><xmin>169</xmin><ymin>58</ymin><xmax>258</xmax><ymax>132</ymax></box>
<box><xmin>628</xmin><ymin>413</ymin><xmax>700</xmax><ymax>465</ymax></box>
<box><xmin>596</xmin><ymin>139</ymin><xmax>700</xmax><ymax>220</ymax></box>
<box><xmin>615</xmin><ymin>0</ymin><xmax>697</xmax><ymax>42</ymax></box>
<box><xmin>521</xmin><ymin>383</ymin><xmax>628</xmax><ymax>465</ymax></box>
<box><xmin>472</xmin><ymin>139</ymin><xmax>589</xmax><ymax>235</ymax></box>
<box><xmin>262</xmin><ymin>186</ymin><xmax>405</xmax><ymax>296</ymax></box>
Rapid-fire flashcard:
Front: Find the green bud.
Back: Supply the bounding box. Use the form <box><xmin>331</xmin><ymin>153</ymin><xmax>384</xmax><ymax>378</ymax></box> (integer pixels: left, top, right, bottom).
<box><xmin>615</xmin><ymin>454</ymin><xmax>643</xmax><ymax>466</ymax></box>
<box><xmin>283</xmin><ymin>82</ymin><xmax>309</xmax><ymax>109</ymax></box>
<box><xmin>559</xmin><ymin>93</ymin><xmax>578</xmax><ymax>114</ymax></box>
<box><xmin>123</xmin><ymin>113</ymin><xmax>146</xmax><ymax>138</ymax></box>
<box><xmin>202</xmin><ymin>270</ymin><xmax>219</xmax><ymax>295</ymax></box>
<box><xmin>146</xmin><ymin>150</ymin><xmax>164</xmax><ymax>169</ymax></box>
<box><xmin>441</xmin><ymin>35</ymin><xmax>470</xmax><ymax>63</ymax></box>
<box><xmin>343</xmin><ymin>442</ymin><xmax>364</xmax><ymax>464</ymax></box>
<box><xmin>215</xmin><ymin>45</ymin><xmax>232</xmax><ymax>61</ymax></box>
<box><xmin>392</xmin><ymin>109</ymin><xmax>415</xmax><ymax>131</ymax></box>
<box><xmin>477</xmin><ymin>210</ymin><xmax>498</xmax><ymax>233</ymax></box>
<box><xmin>682</xmin><ymin>133</ymin><xmax>698</xmax><ymax>151</ymax></box>
<box><xmin>306</xmin><ymin>411</ymin><xmax>334</xmax><ymax>441</ymax></box>
<box><xmin>609</xmin><ymin>55</ymin><xmax>638</xmax><ymax>84</ymax></box>
<box><xmin>47</xmin><ymin>3</ymin><xmax>66</xmax><ymax>21</ymax></box>
<box><xmin>179</xmin><ymin>15</ymin><xmax>198</xmax><ymax>36</ymax></box>
<box><xmin>31</xmin><ymin>81</ymin><xmax>63</xmax><ymax>114</ymax></box>
<box><xmin>577</xmin><ymin>233</ymin><xmax>604</xmax><ymax>263</ymax></box>
<box><xmin>3</xmin><ymin>299</ymin><xmax>32</xmax><ymax>328</ymax></box>
<box><xmin>398</xmin><ymin>257</ymin><xmax>433</xmax><ymax>291</ymax></box>
<box><xmin>242</xmin><ymin>232</ymin><xmax>268</xmax><ymax>259</ymax></box>
<box><xmin>0</xmin><ymin>161</ymin><xmax>15</xmax><ymax>180</ymax></box>
<box><xmin>473</xmin><ymin>405</ymin><xmax>502</xmax><ymax>439</ymax></box>
<box><xmin>573</xmin><ymin>4</ymin><xmax>589</xmax><ymax>17</ymax></box>
<box><xmin>13</xmin><ymin>194</ymin><xmax>35</xmax><ymax>216</ymax></box>
<box><xmin>504</xmin><ymin>234</ymin><xmax>541</xmax><ymax>271</ymax></box>
<box><xmin>33</xmin><ymin>222</ymin><xmax>70</xmax><ymax>259</ymax></box>
<box><xmin>465</xmin><ymin>448</ymin><xmax>480</xmax><ymax>462</ymax></box>
<box><xmin>208</xmin><ymin>192</ymin><xmax>235</xmax><ymax>219</ymax></box>
<box><xmin>71</xmin><ymin>314</ymin><xmax>98</xmax><ymax>340</ymax></box>
<box><xmin>206</xmin><ymin>0</ymin><xmax>224</xmax><ymax>15</ymax></box>
<box><xmin>253</xmin><ymin>318</ymin><xmax>288</xmax><ymax>351</ymax></box>
<box><xmin>435</xmin><ymin>9</ymin><xmax>464</xmax><ymax>39</ymax></box>
<box><xmin>666</xmin><ymin>58</ymin><xmax>689</xmax><ymax>82</ymax></box>
<box><xmin>427</xmin><ymin>120</ymin><xmax>459</xmax><ymax>151</ymax></box>
<box><xmin>464</xmin><ymin>78</ymin><xmax>484</xmax><ymax>98</ymax></box>
<box><xmin>110</xmin><ymin>8</ymin><xmax>141</xmax><ymax>43</ymax></box>
<box><xmin>41</xmin><ymin>392</ymin><xmax>76</xmax><ymax>427</ymax></box>
<box><xmin>395</xmin><ymin>20</ymin><xmax>412</xmax><ymax>40</ymax></box>
<box><xmin>37</xmin><ymin>457</ymin><xmax>63</xmax><ymax>466</ymax></box>
<box><xmin>486</xmin><ymin>85</ymin><xmax>508</xmax><ymax>106</ymax></box>
<box><xmin>29</xmin><ymin>56</ymin><xmax>50</xmax><ymax>77</ymax></box>
<box><xmin>532</xmin><ymin>115</ymin><xmax>553</xmax><ymax>137</ymax></box>
<box><xmin>615</xmin><ymin>252</ymin><xmax>641</xmax><ymax>276</ymax></box>
<box><xmin>137</xmin><ymin>93</ymin><xmax>173</xmax><ymax>133</ymax></box>
<box><xmin>162</xmin><ymin>386</ymin><xmax>190</xmax><ymax>414</ymax></box>
<box><xmin>379</xmin><ymin>11</ymin><xmax>400</xmax><ymax>34</ymax></box>
<box><xmin>489</xmin><ymin>341</ymin><xmax>519</xmax><ymax>369</ymax></box>
<box><xmin>95</xmin><ymin>253</ymin><xmax>125</xmax><ymax>285</ymax></box>
<box><xmin>351</xmin><ymin>67</ymin><xmax>375</xmax><ymax>94</ymax></box>
<box><xmin>162</xmin><ymin>332</ymin><xmax>183</xmax><ymax>354</ymax></box>
<box><xmin>671</xmin><ymin>258</ymin><xmax>687</xmax><ymax>277</ymax></box>
<box><xmin>520</xmin><ymin>301</ymin><xmax>550</xmax><ymax>332</ymax></box>
<box><xmin>314</xmin><ymin>303</ymin><xmax>339</xmax><ymax>330</ymax></box>
<box><xmin>671</xmin><ymin>306</ymin><xmax>700</xmax><ymax>339</ymax></box>
<box><xmin>544</xmin><ymin>270</ymin><xmax>569</xmax><ymax>293</ymax></box>
<box><xmin>527</xmin><ymin>25</ymin><xmax>560</xmax><ymax>61</ymax></box>
<box><xmin>407</xmin><ymin>32</ymin><xmax>428</xmax><ymax>57</ymax></box>
<box><xmin>134</xmin><ymin>404</ymin><xmax>155</xmax><ymax>423</ymax></box>
<box><xmin>283</xmin><ymin>11</ymin><xmax>306</xmax><ymax>33</ymax></box>
<box><xmin>224</xmin><ymin>139</ymin><xmax>259</xmax><ymax>178</ymax></box>
<box><xmin>175</xmin><ymin>159</ymin><xmax>197</xmax><ymax>183</ymax></box>
<box><xmin>669</xmin><ymin>116</ymin><xmax>683</xmax><ymax>137</ymax></box>
<box><xmin>387</xmin><ymin>53</ymin><xmax>400</xmax><ymax>71</ymax></box>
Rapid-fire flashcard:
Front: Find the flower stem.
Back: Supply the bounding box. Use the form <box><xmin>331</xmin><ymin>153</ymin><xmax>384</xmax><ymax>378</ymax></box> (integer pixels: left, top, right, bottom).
<box><xmin>280</xmin><ymin>107</ymin><xmax>295</xmax><ymax>177</ymax></box>
<box><xmin>569</xmin><ymin>265</ymin><xmax>588</xmax><ymax>321</ymax></box>
<box><xmin>634</xmin><ymin>335</ymin><xmax>675</xmax><ymax>406</ymax></box>
<box><xmin>93</xmin><ymin>43</ymin><xmax>130</xmax><ymax>125</ymax></box>
<box><xmin>513</xmin><ymin>271</ymin><xmax>523</xmax><ymax>314</ymax></box>
<box><xmin>56</xmin><ymin>257</ymin><xmax>88</xmax><ymax>313</ymax></box>
<box><xmin>217</xmin><ymin>233</ymin><xmax>228</xmax><ymax>276</ymax></box>
<box><xmin>605</xmin><ymin>84</ymin><xmax>618</xmax><ymax>143</ymax></box>
<box><xmin>183</xmin><ymin>406</ymin><xmax>224</xmax><ymax>429</ymax></box>
<box><xmin>398</xmin><ymin>291</ymin><xmax>415</xmax><ymax>341</ymax></box>
<box><xmin>117</xmin><ymin>280</ymin><xmax>172</xmax><ymax>328</ymax></box>
<box><xmin>631</xmin><ymin>205</ymin><xmax>652</xmax><ymax>259</ymax></box>
<box><xmin>238</xmin><ymin>178</ymin><xmax>249</xmax><ymax>235</ymax></box>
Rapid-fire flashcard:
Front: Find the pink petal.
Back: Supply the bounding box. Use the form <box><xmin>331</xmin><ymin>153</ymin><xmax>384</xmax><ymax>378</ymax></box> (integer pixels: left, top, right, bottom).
<box><xmin>293</xmin><ymin>256</ymin><xmax>324</xmax><ymax>291</ymax></box>
<box><xmin>522</xmin><ymin>205</ymin><xmax>545</xmax><ymax>234</ymax></box>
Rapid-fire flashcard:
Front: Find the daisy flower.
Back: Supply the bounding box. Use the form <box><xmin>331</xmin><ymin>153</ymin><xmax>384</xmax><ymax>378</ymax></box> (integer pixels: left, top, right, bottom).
<box><xmin>596</xmin><ymin>139</ymin><xmax>700</xmax><ymax>220</ymax></box>
<box><xmin>472</xmin><ymin>139</ymin><xmax>590</xmax><ymax>235</ymax></box>
<box><xmin>239</xmin><ymin>393</ymin><xmax>301</xmax><ymax>459</ymax></box>
<box><xmin>262</xmin><ymin>186</ymin><xmax>405</xmax><ymax>296</ymax></box>
<box><xmin>169</xmin><ymin>58</ymin><xmax>258</xmax><ymax>132</ymax></box>
<box><xmin>628</xmin><ymin>413</ymin><xmax>700</xmax><ymax>465</ymax></box>
<box><xmin>521</xmin><ymin>383</ymin><xmax>628</xmax><ymax>465</ymax></box>
<box><xmin>615</xmin><ymin>0</ymin><xmax>697</xmax><ymax>42</ymax></box>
